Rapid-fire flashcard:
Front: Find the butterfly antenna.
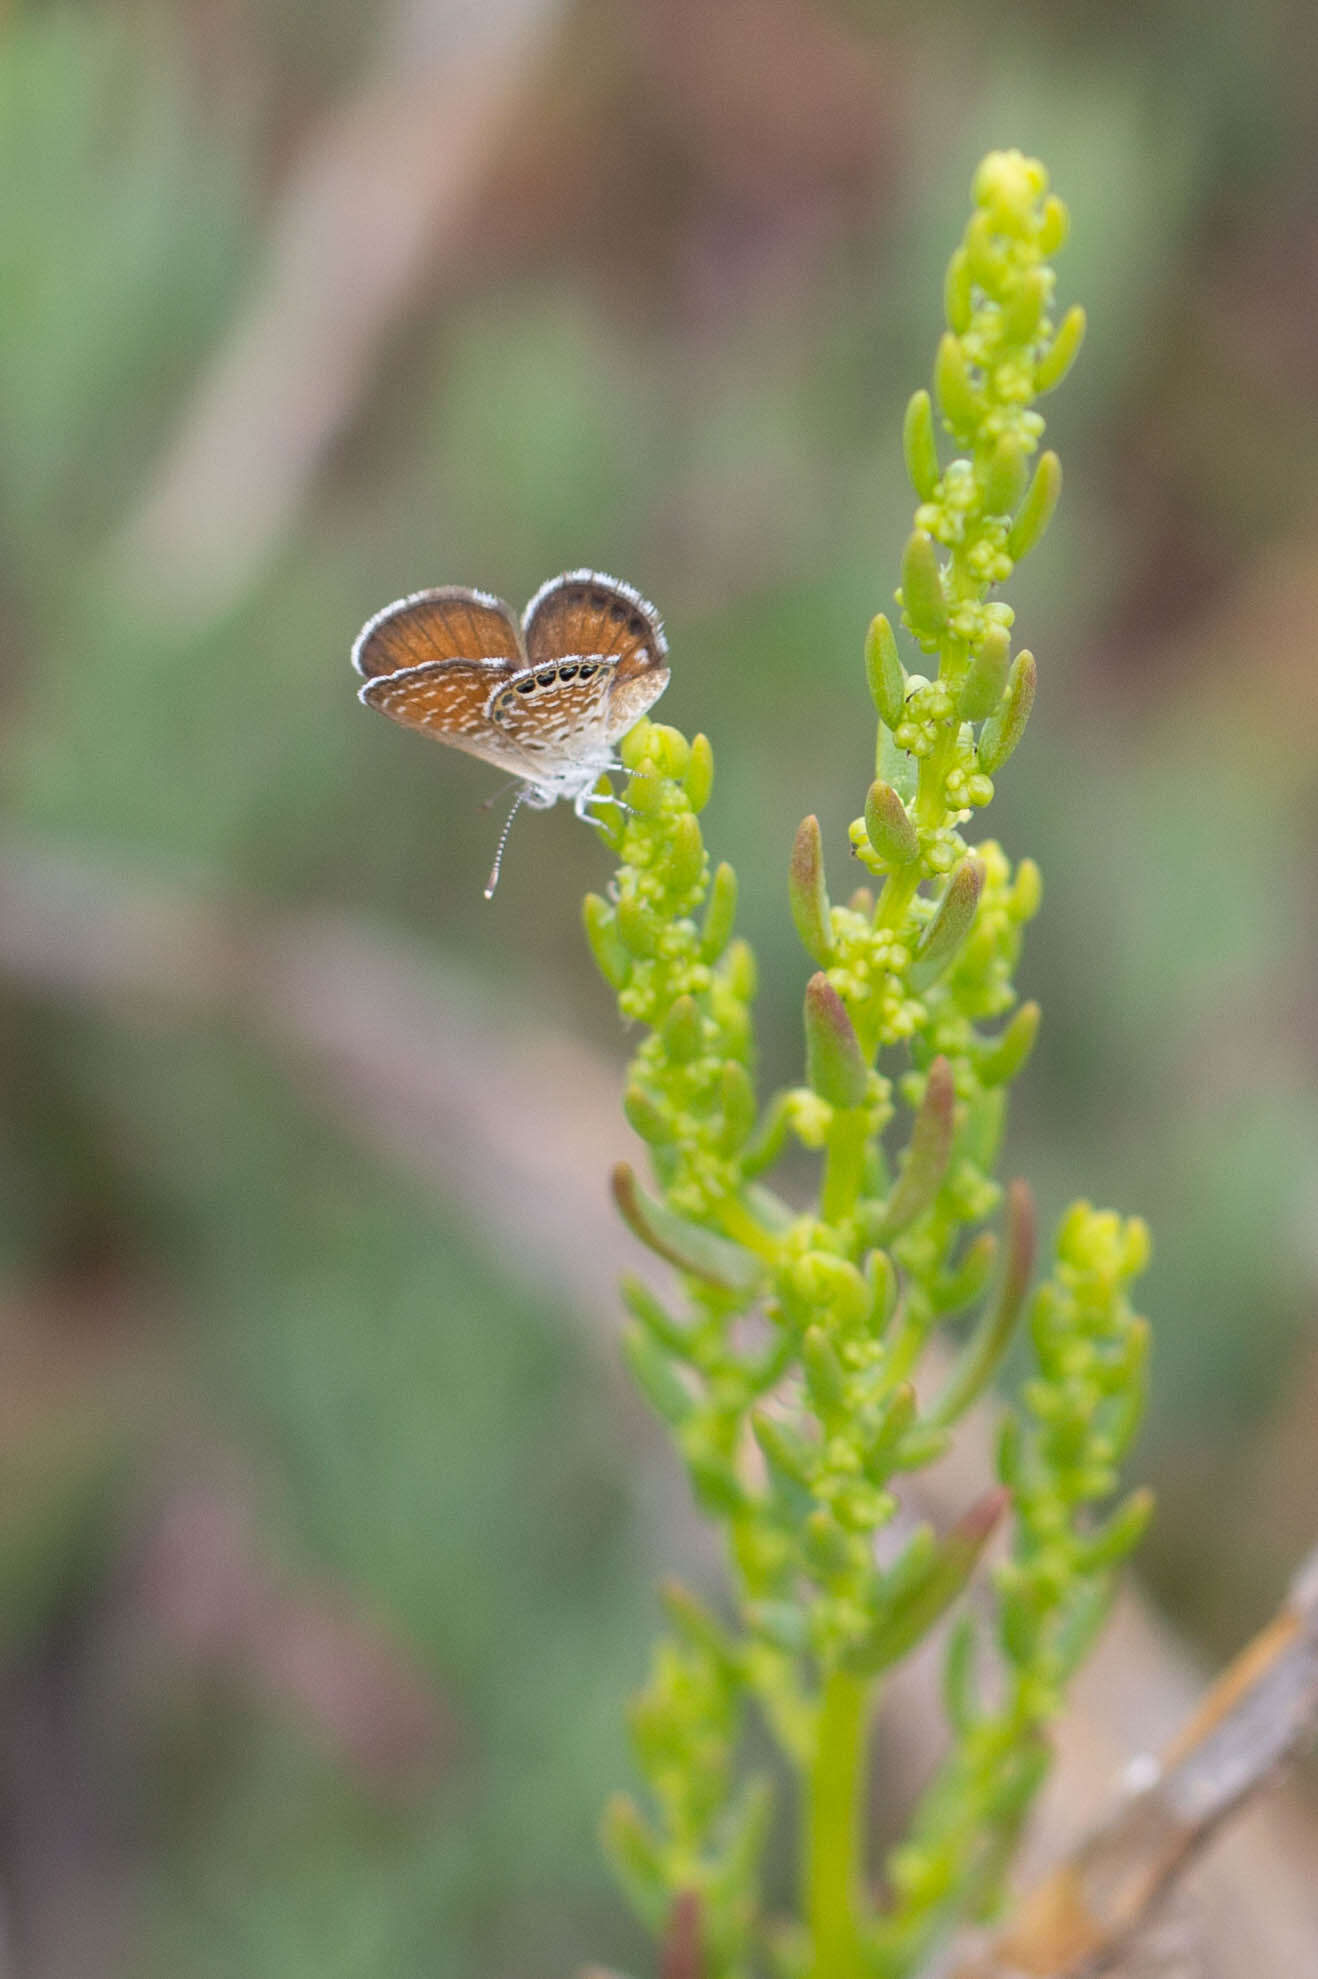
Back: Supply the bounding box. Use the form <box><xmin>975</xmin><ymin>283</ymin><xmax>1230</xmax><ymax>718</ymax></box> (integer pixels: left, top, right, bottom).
<box><xmin>484</xmin><ymin>786</ymin><xmax>528</xmax><ymax>899</ymax></box>
<box><xmin>478</xmin><ymin>775</ymin><xmax>521</xmax><ymax>814</ymax></box>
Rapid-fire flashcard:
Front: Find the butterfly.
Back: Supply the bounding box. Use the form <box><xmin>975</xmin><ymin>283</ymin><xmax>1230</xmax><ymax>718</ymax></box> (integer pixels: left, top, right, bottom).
<box><xmin>352</xmin><ymin>570</ymin><xmax>670</xmax><ymax>893</ymax></box>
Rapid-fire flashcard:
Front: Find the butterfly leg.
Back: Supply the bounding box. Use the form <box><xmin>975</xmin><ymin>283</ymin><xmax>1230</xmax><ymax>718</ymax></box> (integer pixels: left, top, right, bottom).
<box><xmin>573</xmin><ymin>776</ymin><xmax>629</xmax><ymax>821</ymax></box>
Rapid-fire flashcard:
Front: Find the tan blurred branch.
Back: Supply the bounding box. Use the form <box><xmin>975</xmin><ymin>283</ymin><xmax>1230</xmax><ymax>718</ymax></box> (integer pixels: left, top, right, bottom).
<box><xmin>114</xmin><ymin>0</ymin><xmax>563</xmax><ymax>627</ymax></box>
<box><xmin>952</xmin><ymin>1554</ymin><xmax>1318</xmax><ymax>1978</ymax></box>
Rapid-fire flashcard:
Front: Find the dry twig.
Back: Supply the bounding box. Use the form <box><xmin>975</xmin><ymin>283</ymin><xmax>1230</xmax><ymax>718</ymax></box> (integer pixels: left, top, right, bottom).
<box><xmin>954</xmin><ymin>1549</ymin><xmax>1318</xmax><ymax>1977</ymax></box>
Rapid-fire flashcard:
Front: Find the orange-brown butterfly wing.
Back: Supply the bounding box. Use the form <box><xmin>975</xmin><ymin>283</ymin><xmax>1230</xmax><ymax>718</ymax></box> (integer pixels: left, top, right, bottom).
<box><xmin>488</xmin><ymin>658</ymin><xmax>617</xmax><ymax>761</ymax></box>
<box><xmin>359</xmin><ymin>659</ymin><xmax>529</xmax><ymax>776</ymax></box>
<box><xmin>522</xmin><ymin>570</ymin><xmax>667</xmax><ymax>675</ymax></box>
<box><xmin>522</xmin><ymin>570</ymin><xmax>670</xmax><ymax>748</ymax></box>
<box><xmin>352</xmin><ymin>587</ymin><xmax>523</xmax><ymax>678</ymax></box>
<box><xmin>354</xmin><ymin>588</ymin><xmax>531</xmax><ymax>775</ymax></box>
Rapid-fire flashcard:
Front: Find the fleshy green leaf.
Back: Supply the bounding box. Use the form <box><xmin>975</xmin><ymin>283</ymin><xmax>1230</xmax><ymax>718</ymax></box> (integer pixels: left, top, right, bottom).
<box><xmin>899</xmin><ymin>529</ymin><xmax>948</xmax><ymax>647</ymax></box>
<box><xmin>909</xmin><ymin>859</ymin><xmax>984</xmax><ymax>992</ymax></box>
<box><xmin>1007</xmin><ymin>451</ymin><xmax>1061</xmax><ymax>562</ymax></box>
<box><xmin>804</xmin><ymin>974</ymin><xmax>868</xmax><ymax>1109</ymax></box>
<box><xmin>863</xmin><ymin>779</ymin><xmax>919</xmax><ymax>868</ymax></box>
<box><xmin>903</xmin><ymin>389</ymin><xmax>941</xmax><ymax>501</ymax></box>
<box><xmin>865</xmin><ymin>613</ymin><xmax>907</xmax><ymax>729</ymax></box>
<box><xmin>928</xmin><ymin>1181</ymin><xmax>1036</xmax><ymax>1426</ymax></box>
<box><xmin>789</xmin><ymin>815</ymin><xmax>835</xmax><ymax>967</ymax></box>
<box><xmin>875</xmin><ymin>1056</ymin><xmax>956</xmax><ymax>1238</ymax></box>
<box><xmin>611</xmin><ymin>1164</ymin><xmax>764</xmax><ymax>1291</ymax></box>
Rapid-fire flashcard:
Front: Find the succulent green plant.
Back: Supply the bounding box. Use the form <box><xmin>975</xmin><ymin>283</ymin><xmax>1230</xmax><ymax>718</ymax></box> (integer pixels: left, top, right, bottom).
<box><xmin>582</xmin><ymin>151</ymin><xmax>1151</xmax><ymax>1979</ymax></box>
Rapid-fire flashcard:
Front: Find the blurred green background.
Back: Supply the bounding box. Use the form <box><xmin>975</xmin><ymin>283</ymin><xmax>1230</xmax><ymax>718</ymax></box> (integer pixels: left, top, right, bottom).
<box><xmin>2</xmin><ymin>2</ymin><xmax>1316</xmax><ymax>1973</ymax></box>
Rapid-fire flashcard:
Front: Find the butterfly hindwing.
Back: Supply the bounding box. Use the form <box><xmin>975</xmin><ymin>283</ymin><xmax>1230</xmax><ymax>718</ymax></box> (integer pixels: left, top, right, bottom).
<box><xmin>358</xmin><ymin>659</ymin><xmax>527</xmax><ymax>775</ymax></box>
<box><xmin>489</xmin><ymin>656</ymin><xmax>619</xmax><ymax>759</ymax></box>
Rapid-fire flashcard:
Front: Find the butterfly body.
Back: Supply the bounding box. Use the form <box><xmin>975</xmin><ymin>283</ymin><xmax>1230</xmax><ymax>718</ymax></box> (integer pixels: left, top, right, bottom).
<box><xmin>352</xmin><ymin>570</ymin><xmax>669</xmax><ymax>817</ymax></box>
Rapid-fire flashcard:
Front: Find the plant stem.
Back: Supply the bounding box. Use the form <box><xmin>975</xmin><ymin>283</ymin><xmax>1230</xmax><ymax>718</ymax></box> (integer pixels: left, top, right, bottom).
<box><xmin>821</xmin><ymin>1110</ymin><xmax>869</xmax><ymax>1226</ymax></box>
<box><xmin>807</xmin><ymin>1667</ymin><xmax>872</xmax><ymax>1979</ymax></box>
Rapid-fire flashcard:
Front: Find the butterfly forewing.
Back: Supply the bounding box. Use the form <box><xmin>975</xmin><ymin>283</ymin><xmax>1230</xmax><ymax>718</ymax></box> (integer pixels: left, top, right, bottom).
<box><xmin>354</xmin><ymin>585</ymin><xmax>530</xmax><ymax>774</ymax></box>
<box><xmin>352</xmin><ymin>587</ymin><xmax>523</xmax><ymax>678</ymax></box>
